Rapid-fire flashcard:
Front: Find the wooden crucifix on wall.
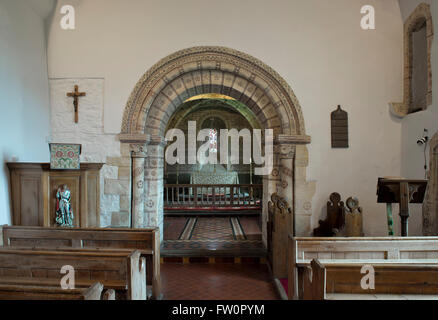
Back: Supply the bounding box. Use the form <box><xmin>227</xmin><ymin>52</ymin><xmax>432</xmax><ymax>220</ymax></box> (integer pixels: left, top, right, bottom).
<box><xmin>67</xmin><ymin>85</ymin><xmax>86</xmax><ymax>123</ymax></box>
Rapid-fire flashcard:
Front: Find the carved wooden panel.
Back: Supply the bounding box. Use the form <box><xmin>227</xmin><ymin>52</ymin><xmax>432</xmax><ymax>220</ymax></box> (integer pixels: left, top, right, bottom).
<box><xmin>7</xmin><ymin>163</ymin><xmax>103</xmax><ymax>228</ymax></box>
<box><xmin>267</xmin><ymin>193</ymin><xmax>292</xmax><ymax>278</ymax></box>
<box><xmin>86</xmin><ymin>171</ymin><xmax>100</xmax><ymax>227</ymax></box>
<box><xmin>10</xmin><ymin>169</ymin><xmax>44</xmax><ymax>226</ymax></box>
<box><xmin>331</xmin><ymin>105</ymin><xmax>349</xmax><ymax>148</ymax></box>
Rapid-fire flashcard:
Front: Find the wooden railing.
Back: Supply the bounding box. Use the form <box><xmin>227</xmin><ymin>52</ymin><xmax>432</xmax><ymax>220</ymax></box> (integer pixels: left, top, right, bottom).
<box><xmin>164</xmin><ymin>184</ymin><xmax>263</xmax><ymax>210</ymax></box>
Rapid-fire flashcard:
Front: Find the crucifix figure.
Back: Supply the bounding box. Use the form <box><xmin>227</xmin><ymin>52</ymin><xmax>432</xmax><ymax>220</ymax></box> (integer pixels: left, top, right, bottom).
<box><xmin>67</xmin><ymin>85</ymin><xmax>86</xmax><ymax>123</ymax></box>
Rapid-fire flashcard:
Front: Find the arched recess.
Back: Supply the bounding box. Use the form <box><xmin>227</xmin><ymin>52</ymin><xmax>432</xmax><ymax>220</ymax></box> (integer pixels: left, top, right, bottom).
<box><xmin>390</xmin><ymin>3</ymin><xmax>433</xmax><ymax>117</ymax></box>
<box><xmin>118</xmin><ymin>46</ymin><xmax>315</xmax><ymax>242</ymax></box>
<box><xmin>166</xmin><ymin>98</ymin><xmax>263</xmax><ymax>133</ymax></box>
<box><xmin>423</xmin><ymin>131</ymin><xmax>438</xmax><ymax>235</ymax></box>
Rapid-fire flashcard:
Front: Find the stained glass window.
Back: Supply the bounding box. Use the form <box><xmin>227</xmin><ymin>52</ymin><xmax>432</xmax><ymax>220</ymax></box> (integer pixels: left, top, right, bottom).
<box><xmin>209</xmin><ymin>129</ymin><xmax>218</xmax><ymax>153</ymax></box>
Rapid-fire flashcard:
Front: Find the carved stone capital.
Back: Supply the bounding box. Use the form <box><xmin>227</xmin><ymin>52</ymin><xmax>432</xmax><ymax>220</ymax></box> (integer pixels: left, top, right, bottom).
<box><xmin>274</xmin><ymin>144</ymin><xmax>296</xmax><ymax>159</ymax></box>
<box><xmin>130</xmin><ymin>143</ymin><xmax>147</xmax><ymax>158</ymax></box>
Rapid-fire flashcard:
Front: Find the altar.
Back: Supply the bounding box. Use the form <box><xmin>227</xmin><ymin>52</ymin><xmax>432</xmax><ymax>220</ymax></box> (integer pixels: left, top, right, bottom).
<box><xmin>7</xmin><ymin>162</ymin><xmax>103</xmax><ymax>227</ymax></box>
<box><xmin>190</xmin><ymin>164</ymin><xmax>239</xmax><ymax>185</ymax></box>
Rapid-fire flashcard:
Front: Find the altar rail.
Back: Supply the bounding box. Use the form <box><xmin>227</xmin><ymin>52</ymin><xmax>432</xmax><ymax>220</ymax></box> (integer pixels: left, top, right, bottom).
<box><xmin>164</xmin><ymin>184</ymin><xmax>263</xmax><ymax>210</ymax></box>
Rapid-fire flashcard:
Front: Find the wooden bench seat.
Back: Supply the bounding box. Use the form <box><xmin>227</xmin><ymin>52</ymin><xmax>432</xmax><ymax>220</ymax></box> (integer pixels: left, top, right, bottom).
<box><xmin>3</xmin><ymin>247</ymin><xmax>151</xmax><ymax>296</ymax></box>
<box><xmin>0</xmin><ymin>276</ymin><xmax>126</xmax><ymax>291</ymax></box>
<box><xmin>0</xmin><ymin>248</ymin><xmax>146</xmax><ymax>300</ymax></box>
<box><xmin>288</xmin><ymin>236</ymin><xmax>438</xmax><ymax>299</ymax></box>
<box><xmin>1</xmin><ymin>225</ymin><xmax>161</xmax><ymax>299</ymax></box>
<box><xmin>300</xmin><ymin>259</ymin><xmax>438</xmax><ymax>300</ymax></box>
<box><xmin>0</xmin><ymin>282</ymin><xmax>107</xmax><ymax>300</ymax></box>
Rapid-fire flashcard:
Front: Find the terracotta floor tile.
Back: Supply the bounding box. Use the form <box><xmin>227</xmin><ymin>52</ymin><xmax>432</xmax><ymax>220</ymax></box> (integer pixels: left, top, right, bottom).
<box><xmin>161</xmin><ymin>263</ymin><xmax>279</xmax><ymax>300</ymax></box>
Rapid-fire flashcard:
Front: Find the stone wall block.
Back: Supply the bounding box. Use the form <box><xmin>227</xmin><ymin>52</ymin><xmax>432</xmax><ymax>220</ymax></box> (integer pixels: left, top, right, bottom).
<box><xmin>118</xmin><ymin>166</ymin><xmax>131</xmax><ymax>180</ymax></box>
<box><xmin>111</xmin><ymin>211</ymin><xmax>131</xmax><ymax>227</ymax></box>
<box><xmin>104</xmin><ymin>179</ymin><xmax>130</xmax><ymax>195</ymax></box>
<box><xmin>107</xmin><ymin>156</ymin><xmax>131</xmax><ymax>167</ymax></box>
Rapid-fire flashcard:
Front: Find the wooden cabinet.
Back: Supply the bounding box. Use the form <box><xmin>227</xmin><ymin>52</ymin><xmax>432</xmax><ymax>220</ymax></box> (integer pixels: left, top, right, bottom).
<box><xmin>7</xmin><ymin>163</ymin><xmax>103</xmax><ymax>227</ymax></box>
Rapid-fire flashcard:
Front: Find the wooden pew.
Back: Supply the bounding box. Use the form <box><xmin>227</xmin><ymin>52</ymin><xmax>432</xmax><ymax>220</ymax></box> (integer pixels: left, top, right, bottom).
<box><xmin>0</xmin><ymin>277</ymin><xmax>116</xmax><ymax>300</ymax></box>
<box><xmin>299</xmin><ymin>259</ymin><xmax>326</xmax><ymax>300</ymax></box>
<box><xmin>288</xmin><ymin>236</ymin><xmax>438</xmax><ymax>299</ymax></box>
<box><xmin>1</xmin><ymin>225</ymin><xmax>161</xmax><ymax>299</ymax></box>
<box><xmin>0</xmin><ymin>282</ymin><xmax>105</xmax><ymax>300</ymax></box>
<box><xmin>299</xmin><ymin>259</ymin><xmax>438</xmax><ymax>300</ymax></box>
<box><xmin>0</xmin><ymin>248</ymin><xmax>146</xmax><ymax>300</ymax></box>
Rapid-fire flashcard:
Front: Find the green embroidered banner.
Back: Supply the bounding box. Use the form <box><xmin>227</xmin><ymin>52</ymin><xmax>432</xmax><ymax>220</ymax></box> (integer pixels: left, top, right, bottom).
<box><xmin>49</xmin><ymin>143</ymin><xmax>81</xmax><ymax>170</ymax></box>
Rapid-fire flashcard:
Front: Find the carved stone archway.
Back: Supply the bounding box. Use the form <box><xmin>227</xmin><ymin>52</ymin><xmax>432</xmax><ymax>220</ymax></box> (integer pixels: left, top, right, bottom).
<box><xmin>118</xmin><ymin>46</ymin><xmax>315</xmax><ymax>242</ymax></box>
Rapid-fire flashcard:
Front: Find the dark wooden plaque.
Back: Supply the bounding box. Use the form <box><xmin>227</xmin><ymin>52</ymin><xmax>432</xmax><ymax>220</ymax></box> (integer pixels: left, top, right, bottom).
<box><xmin>331</xmin><ymin>105</ymin><xmax>349</xmax><ymax>148</ymax></box>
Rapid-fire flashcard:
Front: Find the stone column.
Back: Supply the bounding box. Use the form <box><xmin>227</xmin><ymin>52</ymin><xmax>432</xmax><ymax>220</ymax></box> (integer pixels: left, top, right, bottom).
<box><xmin>117</xmin><ymin>133</ymin><xmax>150</xmax><ymax>229</ymax></box>
<box><xmin>273</xmin><ymin>142</ymin><xmax>295</xmax><ymax>236</ymax></box>
<box><xmin>275</xmin><ymin>135</ymin><xmax>315</xmax><ymax>237</ymax></box>
<box><xmin>144</xmin><ymin>136</ymin><xmax>166</xmax><ymax>241</ymax></box>
<box><xmin>130</xmin><ymin>143</ymin><xmax>147</xmax><ymax>228</ymax></box>
<box><xmin>278</xmin><ymin>145</ymin><xmax>295</xmax><ymax>202</ymax></box>
<box><xmin>261</xmin><ymin>149</ymin><xmax>281</xmax><ymax>247</ymax></box>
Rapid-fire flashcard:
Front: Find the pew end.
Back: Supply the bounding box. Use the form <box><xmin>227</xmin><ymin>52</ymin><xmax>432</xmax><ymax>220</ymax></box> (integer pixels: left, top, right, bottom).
<box><xmin>302</xmin><ymin>259</ymin><xmax>326</xmax><ymax>300</ymax></box>
<box><xmin>103</xmin><ymin>289</ymin><xmax>116</xmax><ymax>300</ymax></box>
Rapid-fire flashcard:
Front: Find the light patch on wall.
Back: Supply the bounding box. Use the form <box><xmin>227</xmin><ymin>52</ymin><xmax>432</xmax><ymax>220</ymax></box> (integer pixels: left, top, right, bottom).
<box><xmin>185</xmin><ymin>93</ymin><xmax>236</xmax><ymax>102</ymax></box>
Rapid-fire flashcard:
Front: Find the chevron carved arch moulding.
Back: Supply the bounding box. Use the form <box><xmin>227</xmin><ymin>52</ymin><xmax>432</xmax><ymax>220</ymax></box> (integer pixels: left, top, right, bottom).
<box><xmin>120</xmin><ymin>46</ymin><xmax>309</xmax><ymax>143</ymax></box>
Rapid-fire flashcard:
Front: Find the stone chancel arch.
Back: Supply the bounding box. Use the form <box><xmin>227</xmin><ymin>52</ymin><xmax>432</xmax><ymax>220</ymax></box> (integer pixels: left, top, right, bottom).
<box><xmin>122</xmin><ymin>46</ymin><xmax>308</xmax><ymax>140</ymax></box>
<box><xmin>119</xmin><ymin>46</ymin><xmax>315</xmax><ymax>241</ymax></box>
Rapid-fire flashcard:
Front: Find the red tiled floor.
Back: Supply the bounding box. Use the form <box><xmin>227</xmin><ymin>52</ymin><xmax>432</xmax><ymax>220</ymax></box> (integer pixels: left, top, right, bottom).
<box><xmin>164</xmin><ymin>217</ymin><xmax>189</xmax><ymax>240</ymax></box>
<box><xmin>238</xmin><ymin>216</ymin><xmax>262</xmax><ymax>240</ymax></box>
<box><xmin>190</xmin><ymin>217</ymin><xmax>234</xmax><ymax>240</ymax></box>
<box><xmin>161</xmin><ymin>263</ymin><xmax>279</xmax><ymax>300</ymax></box>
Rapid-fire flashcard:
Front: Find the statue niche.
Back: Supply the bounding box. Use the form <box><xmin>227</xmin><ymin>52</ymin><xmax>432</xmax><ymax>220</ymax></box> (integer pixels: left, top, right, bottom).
<box><xmin>55</xmin><ymin>184</ymin><xmax>74</xmax><ymax>227</ymax></box>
